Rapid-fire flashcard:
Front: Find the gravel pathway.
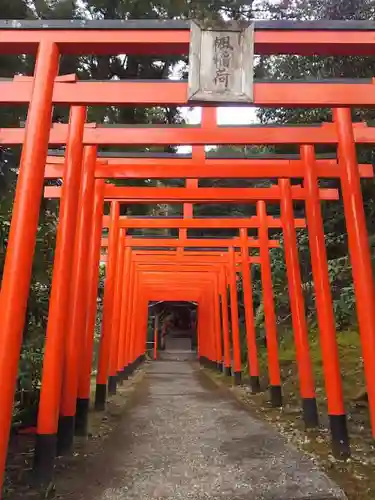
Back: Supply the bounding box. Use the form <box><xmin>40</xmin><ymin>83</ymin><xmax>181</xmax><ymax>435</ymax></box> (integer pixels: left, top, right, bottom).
<box><xmin>61</xmin><ymin>361</ymin><xmax>347</xmax><ymax>500</ymax></box>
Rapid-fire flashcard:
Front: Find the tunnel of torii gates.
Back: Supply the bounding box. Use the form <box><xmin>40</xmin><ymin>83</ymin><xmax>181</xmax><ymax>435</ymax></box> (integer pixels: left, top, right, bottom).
<box><xmin>0</xmin><ymin>19</ymin><xmax>375</xmax><ymax>496</ymax></box>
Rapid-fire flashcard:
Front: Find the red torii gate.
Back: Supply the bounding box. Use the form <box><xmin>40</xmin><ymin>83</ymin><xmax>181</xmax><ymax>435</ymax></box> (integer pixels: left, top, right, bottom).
<box><xmin>44</xmin><ymin>177</ymin><xmax>338</xmax><ymax>429</ymax></box>
<box><xmin>44</xmin><ymin>152</ymin><xmax>374</xmax><ymax>180</ymax></box>
<box><xmin>34</xmin><ymin>113</ymin><xmax>373</xmax><ymax>463</ymax></box>
<box><xmin>44</xmin><ymin>141</ymin><xmax>372</xmax><ymax>446</ymax></box>
<box><xmin>0</xmin><ymin>19</ymin><xmax>374</xmax><ymax>495</ymax></box>
<box><xmin>3</xmin><ymin>121</ymin><xmax>375</xmax><ymax>146</ymax></box>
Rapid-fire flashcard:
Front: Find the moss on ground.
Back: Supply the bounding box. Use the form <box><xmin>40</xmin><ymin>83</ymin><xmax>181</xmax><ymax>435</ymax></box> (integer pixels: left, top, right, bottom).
<box><xmin>258</xmin><ymin>328</ymin><xmax>366</xmax><ymax>402</ymax></box>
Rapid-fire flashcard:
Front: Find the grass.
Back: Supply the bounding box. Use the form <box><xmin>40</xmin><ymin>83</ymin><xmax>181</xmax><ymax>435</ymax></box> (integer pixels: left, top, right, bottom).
<box><xmin>257</xmin><ymin>327</ymin><xmax>366</xmax><ymax>403</ymax></box>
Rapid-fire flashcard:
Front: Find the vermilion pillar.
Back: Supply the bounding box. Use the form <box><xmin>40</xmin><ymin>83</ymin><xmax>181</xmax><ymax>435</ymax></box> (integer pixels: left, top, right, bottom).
<box><xmin>228</xmin><ymin>247</ymin><xmax>242</xmax><ymax>385</ymax></box>
<box><xmin>126</xmin><ymin>262</ymin><xmax>138</xmax><ymax>372</ymax></box>
<box><xmin>76</xmin><ymin>179</ymin><xmax>105</xmax><ymax>434</ymax></box>
<box><xmin>0</xmin><ymin>41</ymin><xmax>59</xmax><ymax>489</ymax></box>
<box><xmin>181</xmin><ymin>176</ymin><xmax>198</xmax><ymax>363</ymax></box>
<box><xmin>108</xmin><ymin>229</ymin><xmax>126</xmax><ymax>395</ymax></box>
<box><xmin>58</xmin><ymin>144</ymin><xmax>97</xmax><ymax>454</ymax></box>
<box><xmin>334</xmin><ymin>108</ymin><xmax>375</xmax><ymax>438</ymax></box>
<box><xmin>201</xmin><ymin>288</ymin><xmax>213</xmax><ymax>366</ymax></box>
<box><xmin>128</xmin><ymin>269</ymin><xmax>139</xmax><ymax>369</ymax></box>
<box><xmin>95</xmin><ymin>201</ymin><xmax>120</xmax><ymax>410</ymax></box>
<box><xmin>257</xmin><ymin>201</ymin><xmax>282</xmax><ymax>407</ymax></box>
<box><xmin>279</xmin><ymin>179</ymin><xmax>318</xmax><ymax>428</ymax></box>
<box><xmin>197</xmin><ymin>298</ymin><xmax>204</xmax><ymax>363</ymax></box>
<box><xmin>34</xmin><ymin>106</ymin><xmax>87</xmax><ymax>479</ymax></box>
<box><xmin>207</xmin><ymin>288</ymin><xmax>216</xmax><ymax>367</ymax></box>
<box><xmin>135</xmin><ymin>296</ymin><xmax>147</xmax><ymax>364</ymax></box>
<box><xmin>124</xmin><ymin>261</ymin><xmax>136</xmax><ymax>376</ymax></box>
<box><xmin>302</xmin><ymin>144</ymin><xmax>349</xmax><ymax>457</ymax></box>
<box><xmin>214</xmin><ymin>274</ymin><xmax>223</xmax><ymax>370</ymax></box>
<box><xmin>220</xmin><ymin>268</ymin><xmax>232</xmax><ymax>376</ymax></box>
<box><xmin>138</xmin><ymin>296</ymin><xmax>148</xmax><ymax>363</ymax></box>
<box><xmin>134</xmin><ymin>274</ymin><xmax>145</xmax><ymax>365</ymax></box>
<box><xmin>117</xmin><ymin>247</ymin><xmax>132</xmax><ymax>378</ymax></box>
<box><xmin>240</xmin><ymin>228</ymin><xmax>260</xmax><ymax>393</ymax></box>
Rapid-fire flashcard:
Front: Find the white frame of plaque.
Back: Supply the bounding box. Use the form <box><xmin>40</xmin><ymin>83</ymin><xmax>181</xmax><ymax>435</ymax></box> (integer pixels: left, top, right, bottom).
<box><xmin>187</xmin><ymin>20</ymin><xmax>254</xmax><ymax>103</ymax></box>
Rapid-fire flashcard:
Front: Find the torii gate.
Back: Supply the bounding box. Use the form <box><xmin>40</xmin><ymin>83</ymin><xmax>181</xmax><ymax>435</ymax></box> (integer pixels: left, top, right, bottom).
<box><xmin>35</xmin><ymin>147</ymin><xmax>365</xmax><ymax>472</ymax></box>
<box><xmin>43</xmin><ymin>141</ymin><xmax>373</xmax><ymax>459</ymax></box>
<box><xmin>42</xmin><ymin>176</ymin><xmax>339</xmax><ymax>444</ymax></box>
<box><xmin>0</xmin><ymin>19</ymin><xmax>375</xmax><ymax>495</ymax></box>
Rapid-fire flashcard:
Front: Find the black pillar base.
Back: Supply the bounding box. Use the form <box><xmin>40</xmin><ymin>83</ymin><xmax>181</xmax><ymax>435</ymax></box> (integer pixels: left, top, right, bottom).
<box><xmin>329</xmin><ymin>414</ymin><xmax>350</xmax><ymax>458</ymax></box>
<box><xmin>117</xmin><ymin>370</ymin><xmax>125</xmax><ymax>385</ymax></box>
<box><xmin>122</xmin><ymin>366</ymin><xmax>129</xmax><ymax>380</ymax></box>
<box><xmin>57</xmin><ymin>415</ymin><xmax>75</xmax><ymax>455</ymax></box>
<box><xmin>270</xmin><ymin>385</ymin><xmax>283</xmax><ymax>407</ymax></box>
<box><xmin>233</xmin><ymin>371</ymin><xmax>242</xmax><ymax>386</ymax></box>
<box><xmin>108</xmin><ymin>375</ymin><xmax>118</xmax><ymax>395</ymax></box>
<box><xmin>216</xmin><ymin>362</ymin><xmax>223</xmax><ymax>372</ymax></box>
<box><xmin>224</xmin><ymin>366</ymin><xmax>231</xmax><ymax>377</ymax></box>
<box><xmin>33</xmin><ymin>433</ymin><xmax>57</xmax><ymax>485</ymax></box>
<box><xmin>94</xmin><ymin>383</ymin><xmax>107</xmax><ymax>411</ymax></box>
<box><xmin>302</xmin><ymin>398</ymin><xmax>319</xmax><ymax>429</ymax></box>
<box><xmin>75</xmin><ymin>398</ymin><xmax>89</xmax><ymax>436</ymax></box>
<box><xmin>127</xmin><ymin>361</ymin><xmax>134</xmax><ymax>375</ymax></box>
<box><xmin>250</xmin><ymin>375</ymin><xmax>261</xmax><ymax>393</ymax></box>
<box><xmin>140</xmin><ymin>354</ymin><xmax>146</xmax><ymax>363</ymax></box>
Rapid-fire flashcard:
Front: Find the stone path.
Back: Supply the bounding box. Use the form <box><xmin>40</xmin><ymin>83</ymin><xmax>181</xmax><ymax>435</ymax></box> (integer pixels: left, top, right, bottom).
<box><xmin>59</xmin><ymin>361</ymin><xmax>346</xmax><ymax>499</ymax></box>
